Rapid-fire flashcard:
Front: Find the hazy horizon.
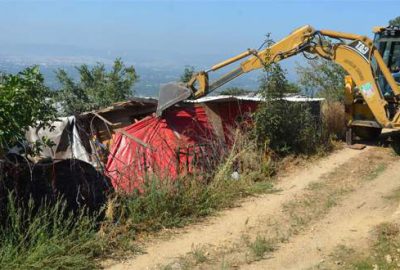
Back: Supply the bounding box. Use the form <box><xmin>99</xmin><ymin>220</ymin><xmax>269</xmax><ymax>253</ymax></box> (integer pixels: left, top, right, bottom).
<box><xmin>0</xmin><ymin>0</ymin><xmax>399</xmax><ymax>95</ymax></box>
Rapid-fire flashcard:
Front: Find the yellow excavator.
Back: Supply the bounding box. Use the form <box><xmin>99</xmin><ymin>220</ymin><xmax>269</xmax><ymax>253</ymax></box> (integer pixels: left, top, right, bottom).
<box><xmin>156</xmin><ymin>25</ymin><xmax>400</xmax><ymax>143</ymax></box>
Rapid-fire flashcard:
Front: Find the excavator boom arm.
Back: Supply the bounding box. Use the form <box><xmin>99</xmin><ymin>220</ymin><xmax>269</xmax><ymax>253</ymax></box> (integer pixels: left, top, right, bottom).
<box><xmin>157</xmin><ymin>25</ymin><xmax>400</xmax><ymax>129</ymax></box>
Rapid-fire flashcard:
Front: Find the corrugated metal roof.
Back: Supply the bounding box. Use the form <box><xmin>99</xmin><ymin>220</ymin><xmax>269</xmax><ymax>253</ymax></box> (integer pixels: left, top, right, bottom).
<box><xmin>185</xmin><ymin>94</ymin><xmax>324</xmax><ymax>103</ymax></box>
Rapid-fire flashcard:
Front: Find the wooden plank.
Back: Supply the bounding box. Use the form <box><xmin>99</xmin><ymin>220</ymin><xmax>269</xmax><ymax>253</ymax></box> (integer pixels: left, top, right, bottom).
<box><xmin>115</xmin><ymin>129</ymin><xmax>151</xmax><ymax>149</ymax></box>
<box><xmin>91</xmin><ymin>111</ymin><xmax>118</xmax><ymax>127</ymax></box>
<box><xmin>348</xmin><ymin>143</ymin><xmax>366</xmax><ymax>150</ymax></box>
<box><xmin>203</xmin><ymin>103</ymin><xmax>226</xmax><ymax>143</ymax></box>
<box><xmin>91</xmin><ymin>111</ymin><xmax>150</xmax><ymax>149</ymax></box>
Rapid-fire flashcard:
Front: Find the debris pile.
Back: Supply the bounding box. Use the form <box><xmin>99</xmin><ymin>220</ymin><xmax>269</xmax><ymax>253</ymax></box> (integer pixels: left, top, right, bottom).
<box><xmin>1</xmin><ymin>94</ymin><xmax>323</xmax><ymax>201</ymax></box>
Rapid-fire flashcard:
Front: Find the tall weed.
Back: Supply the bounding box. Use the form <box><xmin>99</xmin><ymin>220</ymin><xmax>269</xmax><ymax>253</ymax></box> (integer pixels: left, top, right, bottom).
<box><xmin>0</xmin><ymin>194</ymin><xmax>105</xmax><ymax>270</ymax></box>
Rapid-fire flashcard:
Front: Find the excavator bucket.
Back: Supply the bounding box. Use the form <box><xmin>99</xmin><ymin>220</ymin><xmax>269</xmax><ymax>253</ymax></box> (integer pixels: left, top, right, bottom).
<box><xmin>156</xmin><ymin>82</ymin><xmax>192</xmax><ymax>116</ymax></box>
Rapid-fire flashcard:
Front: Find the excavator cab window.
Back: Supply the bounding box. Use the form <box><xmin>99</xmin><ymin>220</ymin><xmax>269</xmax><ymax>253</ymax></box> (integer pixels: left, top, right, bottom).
<box><xmin>389</xmin><ymin>42</ymin><xmax>400</xmax><ymax>73</ymax></box>
<box><xmin>374</xmin><ymin>27</ymin><xmax>400</xmax><ymax>95</ymax></box>
<box><xmin>374</xmin><ymin>27</ymin><xmax>400</xmax><ymax>71</ymax></box>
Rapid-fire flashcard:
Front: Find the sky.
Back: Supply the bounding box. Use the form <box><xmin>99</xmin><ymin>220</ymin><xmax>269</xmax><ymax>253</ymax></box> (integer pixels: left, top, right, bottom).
<box><xmin>0</xmin><ymin>0</ymin><xmax>399</xmax><ymax>87</ymax></box>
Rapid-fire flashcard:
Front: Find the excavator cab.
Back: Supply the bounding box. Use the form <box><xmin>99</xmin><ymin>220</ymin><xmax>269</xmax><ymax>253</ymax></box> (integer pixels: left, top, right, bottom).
<box><xmin>346</xmin><ymin>26</ymin><xmax>400</xmax><ymax>141</ymax></box>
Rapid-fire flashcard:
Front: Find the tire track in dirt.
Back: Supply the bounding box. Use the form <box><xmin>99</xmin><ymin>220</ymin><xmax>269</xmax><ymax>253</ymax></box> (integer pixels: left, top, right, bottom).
<box><xmin>106</xmin><ymin>147</ymin><xmax>364</xmax><ymax>270</ymax></box>
<box><xmin>243</xmin><ymin>152</ymin><xmax>400</xmax><ymax>270</ymax></box>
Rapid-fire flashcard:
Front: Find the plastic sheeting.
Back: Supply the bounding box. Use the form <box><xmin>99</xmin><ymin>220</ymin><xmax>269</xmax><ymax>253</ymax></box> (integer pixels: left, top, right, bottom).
<box><xmin>106</xmin><ymin>100</ymin><xmax>259</xmax><ymax>193</ymax></box>
<box><xmin>21</xmin><ymin>116</ymin><xmax>98</xmax><ymax>167</ymax></box>
<box><xmin>106</xmin><ymin>105</ymin><xmax>216</xmax><ymax>193</ymax></box>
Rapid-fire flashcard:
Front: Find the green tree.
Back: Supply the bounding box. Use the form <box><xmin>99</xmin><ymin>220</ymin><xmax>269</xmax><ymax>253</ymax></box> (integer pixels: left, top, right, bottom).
<box><xmin>389</xmin><ymin>16</ymin><xmax>400</xmax><ymax>26</ymax></box>
<box><xmin>180</xmin><ymin>66</ymin><xmax>195</xmax><ymax>83</ymax></box>
<box><xmin>219</xmin><ymin>87</ymin><xmax>252</xmax><ymax>96</ymax></box>
<box><xmin>286</xmin><ymin>82</ymin><xmax>301</xmax><ymax>94</ymax></box>
<box><xmin>296</xmin><ymin>58</ymin><xmax>346</xmax><ymax>102</ymax></box>
<box><xmin>0</xmin><ymin>67</ymin><xmax>56</xmax><ymax>151</ymax></box>
<box><xmin>254</xmin><ymin>63</ymin><xmax>322</xmax><ymax>155</ymax></box>
<box><xmin>258</xmin><ymin>63</ymin><xmax>299</xmax><ymax>97</ymax></box>
<box><xmin>56</xmin><ymin>58</ymin><xmax>138</xmax><ymax>115</ymax></box>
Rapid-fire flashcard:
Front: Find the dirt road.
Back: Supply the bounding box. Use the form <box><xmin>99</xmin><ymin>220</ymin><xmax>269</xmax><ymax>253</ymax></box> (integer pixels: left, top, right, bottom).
<box><xmin>106</xmin><ymin>146</ymin><xmax>400</xmax><ymax>270</ymax></box>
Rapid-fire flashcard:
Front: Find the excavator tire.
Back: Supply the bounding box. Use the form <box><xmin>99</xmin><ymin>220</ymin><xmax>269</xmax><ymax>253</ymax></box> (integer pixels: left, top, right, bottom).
<box><xmin>353</xmin><ymin>126</ymin><xmax>382</xmax><ymax>141</ymax></box>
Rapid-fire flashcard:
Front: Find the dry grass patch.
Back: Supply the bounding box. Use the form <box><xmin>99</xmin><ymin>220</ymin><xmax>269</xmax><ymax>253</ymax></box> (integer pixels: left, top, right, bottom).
<box><xmin>321</xmin><ymin>101</ymin><xmax>346</xmax><ymax>140</ymax></box>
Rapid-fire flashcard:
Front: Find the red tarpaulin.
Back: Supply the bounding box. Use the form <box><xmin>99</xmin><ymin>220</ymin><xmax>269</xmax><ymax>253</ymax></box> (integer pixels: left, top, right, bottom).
<box><xmin>106</xmin><ymin>101</ymin><xmax>257</xmax><ymax>193</ymax></box>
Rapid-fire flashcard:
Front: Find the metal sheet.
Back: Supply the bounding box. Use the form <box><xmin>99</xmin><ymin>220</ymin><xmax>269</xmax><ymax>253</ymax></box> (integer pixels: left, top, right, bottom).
<box><xmin>156</xmin><ymin>82</ymin><xmax>192</xmax><ymax>116</ymax></box>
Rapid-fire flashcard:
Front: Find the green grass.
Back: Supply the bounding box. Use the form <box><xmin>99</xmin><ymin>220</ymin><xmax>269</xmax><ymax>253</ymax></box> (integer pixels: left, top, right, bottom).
<box><xmin>246</xmin><ymin>181</ymin><xmax>276</xmax><ymax>194</ymax></box>
<box><xmin>307</xmin><ymin>181</ymin><xmax>326</xmax><ymax>191</ymax></box>
<box><xmin>248</xmin><ymin>235</ymin><xmax>274</xmax><ymax>260</ymax></box>
<box><xmin>190</xmin><ymin>246</ymin><xmax>208</xmax><ymax>264</ymax></box>
<box><xmin>114</xmin><ymin>171</ymin><xmax>274</xmax><ymax>233</ymax></box>
<box><xmin>219</xmin><ymin>257</ymin><xmax>232</xmax><ymax>270</ymax></box>
<box><xmin>158</xmin><ymin>246</ymin><xmax>208</xmax><ymax>270</ymax></box>
<box><xmin>116</xmin><ymin>177</ymin><xmax>229</xmax><ymax>232</ymax></box>
<box><xmin>0</xmin><ymin>194</ymin><xmax>106</xmax><ymax>270</ymax></box>
<box><xmin>366</xmin><ymin>163</ymin><xmax>387</xmax><ymax>181</ymax></box>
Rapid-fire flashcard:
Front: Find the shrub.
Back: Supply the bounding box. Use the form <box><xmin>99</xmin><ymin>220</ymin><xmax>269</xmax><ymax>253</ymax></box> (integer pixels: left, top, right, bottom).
<box><xmin>296</xmin><ymin>58</ymin><xmax>346</xmax><ymax>102</ymax></box>
<box><xmin>254</xmin><ymin>99</ymin><xmax>322</xmax><ymax>155</ymax></box>
<box><xmin>254</xmin><ymin>63</ymin><xmax>331</xmax><ymax>156</ymax></box>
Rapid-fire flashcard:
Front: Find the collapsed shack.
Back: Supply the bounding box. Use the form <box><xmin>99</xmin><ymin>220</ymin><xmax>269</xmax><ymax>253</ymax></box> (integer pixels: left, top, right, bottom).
<box><xmin>1</xmin><ymin>93</ymin><xmax>323</xmax><ymax>213</ymax></box>
<box><xmin>1</xmin><ymin>97</ymin><xmax>157</xmax><ymax>218</ymax></box>
<box><xmin>106</xmin><ymin>94</ymin><xmax>323</xmax><ymax>193</ymax></box>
